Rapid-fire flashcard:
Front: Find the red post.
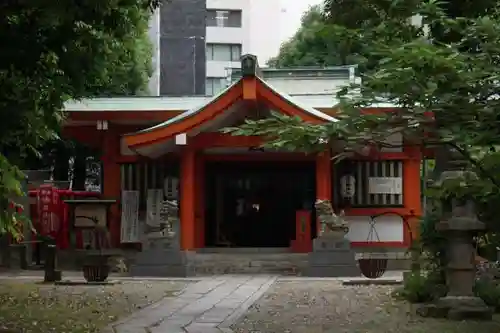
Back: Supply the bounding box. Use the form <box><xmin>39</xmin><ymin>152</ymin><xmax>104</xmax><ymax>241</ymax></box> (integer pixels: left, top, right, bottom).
<box><xmin>315</xmin><ymin>151</ymin><xmax>332</xmax><ymax>234</ymax></box>
<box><xmin>180</xmin><ymin>149</ymin><xmax>196</xmax><ymax>250</ymax></box>
<box><xmin>291</xmin><ymin>210</ymin><xmax>312</xmax><ymax>253</ymax></box>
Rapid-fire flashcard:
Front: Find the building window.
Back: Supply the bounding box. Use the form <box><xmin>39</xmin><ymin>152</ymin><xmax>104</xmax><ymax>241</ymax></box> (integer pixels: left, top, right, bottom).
<box><xmin>206</xmin><ymin>77</ymin><xmax>227</xmax><ymax>96</ymax></box>
<box><xmin>206</xmin><ymin>43</ymin><xmax>242</xmax><ymax>62</ymax></box>
<box><xmin>333</xmin><ymin>160</ymin><xmax>404</xmax><ymax>207</ymax></box>
<box><xmin>207</xmin><ymin>10</ymin><xmax>242</xmax><ymax>28</ymax></box>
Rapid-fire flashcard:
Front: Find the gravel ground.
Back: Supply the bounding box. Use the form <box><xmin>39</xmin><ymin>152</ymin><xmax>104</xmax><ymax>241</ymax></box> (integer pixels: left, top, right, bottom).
<box><xmin>0</xmin><ymin>279</ymin><xmax>190</xmax><ymax>333</ymax></box>
<box><xmin>232</xmin><ymin>280</ymin><xmax>500</xmax><ymax>333</ymax></box>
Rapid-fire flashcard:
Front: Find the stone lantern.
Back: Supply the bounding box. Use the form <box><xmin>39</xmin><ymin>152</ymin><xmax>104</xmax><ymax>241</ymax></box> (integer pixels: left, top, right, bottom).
<box><xmin>417</xmin><ymin>149</ymin><xmax>492</xmax><ymax>320</ymax></box>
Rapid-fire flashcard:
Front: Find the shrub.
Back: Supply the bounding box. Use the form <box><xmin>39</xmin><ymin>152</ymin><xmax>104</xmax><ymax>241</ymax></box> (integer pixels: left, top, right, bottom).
<box><xmin>474</xmin><ymin>278</ymin><xmax>500</xmax><ymax>312</ymax></box>
<box><xmin>394</xmin><ymin>269</ymin><xmax>447</xmax><ymax>303</ymax></box>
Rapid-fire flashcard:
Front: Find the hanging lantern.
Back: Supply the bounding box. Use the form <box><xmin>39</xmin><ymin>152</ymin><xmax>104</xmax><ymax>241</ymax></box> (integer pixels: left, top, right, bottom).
<box><xmin>340</xmin><ymin>174</ymin><xmax>356</xmax><ymax>199</ymax></box>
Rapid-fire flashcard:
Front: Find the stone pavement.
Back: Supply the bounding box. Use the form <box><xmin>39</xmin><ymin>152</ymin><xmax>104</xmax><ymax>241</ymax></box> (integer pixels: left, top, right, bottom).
<box><xmin>106</xmin><ymin>275</ymin><xmax>277</xmax><ymax>333</ymax></box>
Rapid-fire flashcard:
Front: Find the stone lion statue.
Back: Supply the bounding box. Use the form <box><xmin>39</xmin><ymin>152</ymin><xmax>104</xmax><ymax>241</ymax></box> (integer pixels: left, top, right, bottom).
<box><xmin>315</xmin><ymin>199</ymin><xmax>349</xmax><ymax>237</ymax></box>
<box><xmin>143</xmin><ymin>200</ymin><xmax>178</xmax><ymax>240</ymax></box>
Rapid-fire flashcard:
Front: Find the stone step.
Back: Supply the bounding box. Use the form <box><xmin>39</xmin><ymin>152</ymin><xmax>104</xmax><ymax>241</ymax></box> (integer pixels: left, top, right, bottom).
<box><xmin>193</xmin><ymin>253</ymin><xmax>307</xmax><ymax>275</ymax></box>
<box><xmin>127</xmin><ymin>248</ymin><xmax>410</xmax><ymax>277</ymax></box>
<box><xmin>197</xmin><ymin>247</ymin><xmax>291</xmax><ymax>254</ymax></box>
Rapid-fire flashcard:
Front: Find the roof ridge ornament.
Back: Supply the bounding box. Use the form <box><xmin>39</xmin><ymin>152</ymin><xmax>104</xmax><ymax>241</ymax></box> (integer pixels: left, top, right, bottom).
<box><xmin>240</xmin><ymin>54</ymin><xmax>262</xmax><ymax>78</ymax></box>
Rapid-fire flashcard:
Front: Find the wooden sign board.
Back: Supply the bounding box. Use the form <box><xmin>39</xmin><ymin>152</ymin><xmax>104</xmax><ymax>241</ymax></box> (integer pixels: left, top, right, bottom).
<box><xmin>74</xmin><ymin>204</ymin><xmax>107</xmax><ymax>228</ymax></box>
<box><xmin>368</xmin><ymin>177</ymin><xmax>403</xmax><ymax>194</ymax></box>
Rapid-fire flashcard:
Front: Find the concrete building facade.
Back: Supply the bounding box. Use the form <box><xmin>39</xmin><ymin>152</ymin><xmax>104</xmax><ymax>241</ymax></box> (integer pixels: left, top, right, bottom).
<box><xmin>205</xmin><ymin>0</ymin><xmax>250</xmax><ymax>95</ymax></box>
<box><xmin>156</xmin><ymin>0</ymin><xmax>207</xmax><ymax>96</ymax></box>
<box><xmin>147</xmin><ymin>0</ymin><xmax>285</xmax><ymax>97</ymax></box>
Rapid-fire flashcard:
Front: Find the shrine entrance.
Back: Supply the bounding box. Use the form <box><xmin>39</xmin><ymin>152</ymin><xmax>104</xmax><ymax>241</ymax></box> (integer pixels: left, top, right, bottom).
<box><xmin>204</xmin><ymin>161</ymin><xmax>316</xmax><ymax>248</ymax></box>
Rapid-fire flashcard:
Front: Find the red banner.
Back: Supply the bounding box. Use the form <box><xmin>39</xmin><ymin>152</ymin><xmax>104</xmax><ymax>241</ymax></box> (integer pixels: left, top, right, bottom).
<box><xmin>37</xmin><ymin>184</ymin><xmax>60</xmax><ymax>235</ymax></box>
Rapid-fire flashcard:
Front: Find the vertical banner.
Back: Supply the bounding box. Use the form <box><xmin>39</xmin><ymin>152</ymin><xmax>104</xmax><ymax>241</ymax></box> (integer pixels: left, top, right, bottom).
<box><xmin>36</xmin><ymin>184</ymin><xmax>60</xmax><ymax>235</ymax></box>
<box><xmin>120</xmin><ymin>190</ymin><xmax>139</xmax><ymax>243</ymax></box>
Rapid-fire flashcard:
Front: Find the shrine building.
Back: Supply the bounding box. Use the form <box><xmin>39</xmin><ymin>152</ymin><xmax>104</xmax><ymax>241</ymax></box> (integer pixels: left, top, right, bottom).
<box><xmin>62</xmin><ymin>55</ymin><xmax>422</xmax><ymax>253</ymax></box>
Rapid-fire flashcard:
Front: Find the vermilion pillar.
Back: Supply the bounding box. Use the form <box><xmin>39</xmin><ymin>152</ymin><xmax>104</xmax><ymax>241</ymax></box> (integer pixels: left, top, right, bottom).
<box><xmin>316</xmin><ymin>151</ymin><xmax>332</xmax><ymax>200</ymax></box>
<box><xmin>180</xmin><ymin>149</ymin><xmax>196</xmax><ymax>250</ymax></box>
<box><xmin>101</xmin><ymin>129</ymin><xmax>121</xmax><ymax>247</ymax></box>
<box><xmin>403</xmin><ymin>146</ymin><xmax>422</xmax><ymax>244</ymax></box>
<box><xmin>195</xmin><ymin>153</ymin><xmax>205</xmax><ymax>248</ymax></box>
<box><xmin>315</xmin><ymin>151</ymin><xmax>332</xmax><ymax>235</ymax></box>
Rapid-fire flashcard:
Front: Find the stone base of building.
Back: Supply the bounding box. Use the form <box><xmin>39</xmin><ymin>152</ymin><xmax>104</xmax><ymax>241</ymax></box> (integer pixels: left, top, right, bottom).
<box><xmin>129</xmin><ymin>249</ymin><xmax>195</xmax><ymax>277</ymax></box>
<box><xmin>306</xmin><ymin>236</ymin><xmax>359</xmax><ymax>277</ymax></box>
<box><xmin>416</xmin><ymin>296</ymin><xmax>493</xmax><ymax>320</ymax></box>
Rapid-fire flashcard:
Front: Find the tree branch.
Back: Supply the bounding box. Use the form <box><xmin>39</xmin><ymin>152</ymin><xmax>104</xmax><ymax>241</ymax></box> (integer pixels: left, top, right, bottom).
<box><xmin>448</xmin><ymin>142</ymin><xmax>500</xmax><ymax>189</ymax></box>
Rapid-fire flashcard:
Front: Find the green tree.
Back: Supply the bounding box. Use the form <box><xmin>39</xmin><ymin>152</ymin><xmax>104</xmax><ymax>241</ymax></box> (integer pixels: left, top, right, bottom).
<box><xmin>0</xmin><ymin>0</ymin><xmax>159</xmax><ymax>237</ymax></box>
<box><xmin>226</xmin><ymin>0</ymin><xmax>500</xmax><ymax>232</ymax></box>
<box><xmin>21</xmin><ymin>1</ymin><xmax>154</xmax><ymax>177</ymax></box>
<box><xmin>267</xmin><ymin>5</ymin><xmax>356</xmax><ymax>67</ymax></box>
<box><xmin>270</xmin><ymin>0</ymin><xmax>497</xmax><ymax>70</ymax></box>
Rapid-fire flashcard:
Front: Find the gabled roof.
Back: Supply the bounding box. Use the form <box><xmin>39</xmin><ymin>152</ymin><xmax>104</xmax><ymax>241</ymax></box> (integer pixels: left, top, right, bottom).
<box><xmin>123</xmin><ymin>54</ymin><xmax>339</xmax><ymax>155</ymax></box>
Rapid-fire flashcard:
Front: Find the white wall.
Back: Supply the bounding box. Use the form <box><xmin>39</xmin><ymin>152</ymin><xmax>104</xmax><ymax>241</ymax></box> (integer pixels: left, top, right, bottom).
<box><xmin>345</xmin><ymin>215</ymin><xmax>405</xmax><ymax>243</ymax></box>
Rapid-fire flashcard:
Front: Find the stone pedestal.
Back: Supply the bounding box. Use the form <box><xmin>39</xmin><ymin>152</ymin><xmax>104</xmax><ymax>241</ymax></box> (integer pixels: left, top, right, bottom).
<box><xmin>417</xmin><ymin>192</ymin><xmax>492</xmax><ymax>320</ymax></box>
<box><xmin>129</xmin><ymin>237</ymin><xmax>195</xmax><ymax>277</ymax></box>
<box><xmin>129</xmin><ymin>198</ymin><xmax>192</xmax><ymax>277</ymax></box>
<box><xmin>417</xmin><ymin>296</ymin><xmax>492</xmax><ymax>320</ymax></box>
<box><xmin>306</xmin><ymin>235</ymin><xmax>358</xmax><ymax>277</ymax></box>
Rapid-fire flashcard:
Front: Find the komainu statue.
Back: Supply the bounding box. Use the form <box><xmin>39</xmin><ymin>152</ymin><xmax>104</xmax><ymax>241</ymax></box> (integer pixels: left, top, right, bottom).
<box><xmin>144</xmin><ymin>200</ymin><xmax>178</xmax><ymax>240</ymax></box>
<box><xmin>315</xmin><ymin>199</ymin><xmax>349</xmax><ymax>237</ymax></box>
<box><xmin>307</xmin><ymin>199</ymin><xmax>358</xmax><ymax>277</ymax></box>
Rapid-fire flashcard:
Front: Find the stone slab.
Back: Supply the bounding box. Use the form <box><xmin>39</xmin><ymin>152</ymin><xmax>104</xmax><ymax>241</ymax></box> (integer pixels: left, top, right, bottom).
<box><xmin>313</xmin><ymin>237</ymin><xmax>351</xmax><ymax>252</ymax></box>
<box><xmin>307</xmin><ymin>265</ymin><xmax>359</xmax><ymax>277</ymax></box>
<box><xmin>129</xmin><ymin>264</ymin><xmax>195</xmax><ymax>277</ymax></box>
<box><xmin>108</xmin><ymin>276</ymin><xmax>278</xmax><ymax>333</ymax></box>
<box><xmin>219</xmin><ymin>276</ymin><xmax>277</xmax><ymax>330</ymax></box>
<box><xmin>308</xmin><ymin>250</ymin><xmax>357</xmax><ymax>265</ymax></box>
<box><xmin>185</xmin><ymin>322</ymin><xmax>223</xmax><ymax>333</ymax></box>
<box><xmin>132</xmin><ymin>249</ymin><xmax>194</xmax><ymax>265</ymax></box>
<box><xmin>341</xmin><ymin>278</ymin><xmax>402</xmax><ymax>286</ymax></box>
<box><xmin>196</xmin><ymin>306</ymin><xmax>234</xmax><ymax>323</ymax></box>
<box><xmin>129</xmin><ymin>249</ymin><xmax>196</xmax><ymax>277</ymax></box>
<box><xmin>416</xmin><ymin>300</ymin><xmax>493</xmax><ymax>320</ymax></box>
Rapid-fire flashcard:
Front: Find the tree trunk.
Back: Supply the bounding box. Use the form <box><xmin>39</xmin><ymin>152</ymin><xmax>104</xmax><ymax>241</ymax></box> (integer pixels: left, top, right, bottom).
<box><xmin>72</xmin><ymin>152</ymin><xmax>87</xmax><ymax>191</ymax></box>
<box><xmin>53</xmin><ymin>143</ymin><xmax>70</xmax><ymax>182</ymax></box>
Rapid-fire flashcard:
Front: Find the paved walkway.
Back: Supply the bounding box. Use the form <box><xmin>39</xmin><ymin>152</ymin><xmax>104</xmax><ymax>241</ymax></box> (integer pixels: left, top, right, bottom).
<box><xmin>107</xmin><ymin>275</ymin><xmax>277</xmax><ymax>333</ymax></box>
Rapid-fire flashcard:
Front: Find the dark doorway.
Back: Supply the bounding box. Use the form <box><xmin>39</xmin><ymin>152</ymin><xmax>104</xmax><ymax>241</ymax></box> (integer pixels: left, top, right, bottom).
<box><xmin>205</xmin><ymin>161</ymin><xmax>315</xmax><ymax>247</ymax></box>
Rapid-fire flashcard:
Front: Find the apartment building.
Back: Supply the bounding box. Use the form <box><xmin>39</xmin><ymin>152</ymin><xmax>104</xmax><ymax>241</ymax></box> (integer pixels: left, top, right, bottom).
<box><xmin>148</xmin><ymin>0</ymin><xmax>283</xmax><ymax>96</ymax></box>
<box><xmin>205</xmin><ymin>0</ymin><xmax>250</xmax><ymax>96</ymax></box>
